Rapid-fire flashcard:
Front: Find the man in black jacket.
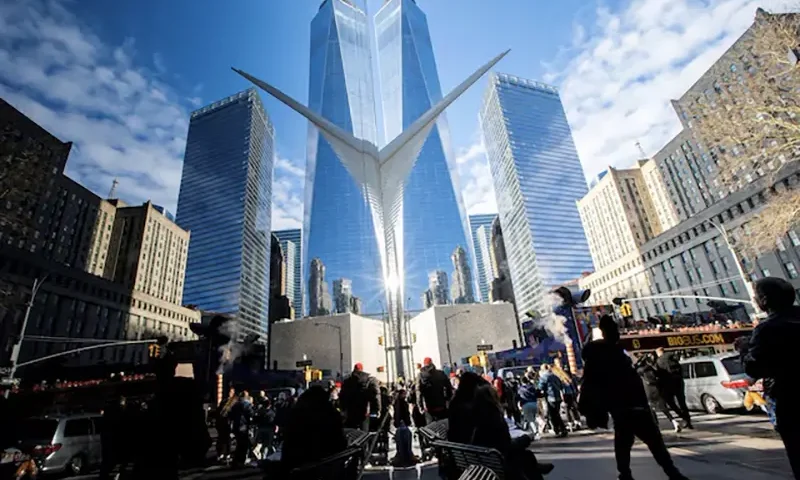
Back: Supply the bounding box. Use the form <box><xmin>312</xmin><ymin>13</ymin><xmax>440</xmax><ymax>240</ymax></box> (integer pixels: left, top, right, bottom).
<box><xmin>655</xmin><ymin>347</ymin><xmax>692</xmax><ymax>428</ymax></box>
<box><xmin>743</xmin><ymin>277</ymin><xmax>800</xmax><ymax>479</ymax></box>
<box><xmin>416</xmin><ymin>357</ymin><xmax>453</xmax><ymax>423</ymax></box>
<box><xmin>339</xmin><ymin>363</ymin><xmax>381</xmax><ymax>430</ymax></box>
<box><xmin>581</xmin><ymin>316</ymin><xmax>688</xmax><ymax>480</ymax></box>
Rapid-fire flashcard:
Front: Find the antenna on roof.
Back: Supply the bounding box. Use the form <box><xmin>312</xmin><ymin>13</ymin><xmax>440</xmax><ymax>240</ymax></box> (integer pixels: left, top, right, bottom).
<box><xmin>635</xmin><ymin>141</ymin><xmax>647</xmax><ymax>158</ymax></box>
<box><xmin>108</xmin><ymin>178</ymin><xmax>119</xmax><ymax>199</ymax></box>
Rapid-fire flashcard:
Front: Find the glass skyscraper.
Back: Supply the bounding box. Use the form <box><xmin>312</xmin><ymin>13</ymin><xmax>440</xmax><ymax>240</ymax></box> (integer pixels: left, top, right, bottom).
<box><xmin>375</xmin><ymin>0</ymin><xmax>475</xmax><ymax>310</ymax></box>
<box><xmin>176</xmin><ymin>89</ymin><xmax>274</xmax><ymax>339</ymax></box>
<box><xmin>304</xmin><ymin>0</ymin><xmax>382</xmax><ymax>315</ymax></box>
<box><xmin>480</xmin><ymin>73</ymin><xmax>593</xmax><ymax>317</ymax></box>
<box><xmin>469</xmin><ymin>214</ymin><xmax>498</xmax><ymax>302</ymax></box>
<box><xmin>273</xmin><ymin>228</ymin><xmax>302</xmax><ymax>318</ymax></box>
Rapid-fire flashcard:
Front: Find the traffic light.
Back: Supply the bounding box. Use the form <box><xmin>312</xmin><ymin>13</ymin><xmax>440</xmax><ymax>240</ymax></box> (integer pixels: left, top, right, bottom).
<box><xmin>378</xmin><ymin>336</ymin><xmax>384</xmax><ymax>346</ymax></box>
<box><xmin>412</xmin><ymin>333</ymin><xmax>417</xmax><ymax>343</ymax></box>
<box><xmin>148</xmin><ymin>344</ymin><xmax>161</xmax><ymax>358</ymax></box>
<box><xmin>377</xmin><ymin>366</ymin><xmax>385</xmax><ymax>373</ymax></box>
<box><xmin>619</xmin><ymin>303</ymin><xmax>633</xmax><ymax>318</ymax></box>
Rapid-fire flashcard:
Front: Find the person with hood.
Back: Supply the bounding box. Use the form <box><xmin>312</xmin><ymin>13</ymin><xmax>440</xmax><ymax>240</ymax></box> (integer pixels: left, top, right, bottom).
<box><xmin>502</xmin><ymin>372</ymin><xmax>523</xmax><ymax>426</ymax></box>
<box><xmin>580</xmin><ymin>316</ymin><xmax>688</xmax><ymax>480</ymax></box>
<box><xmin>416</xmin><ymin>357</ymin><xmax>454</xmax><ymax>423</ymax></box>
<box><xmin>537</xmin><ymin>365</ymin><xmax>567</xmax><ymax>437</ymax></box>
<box><xmin>339</xmin><ymin>363</ymin><xmax>381</xmax><ymax>430</ymax></box>
<box><xmin>743</xmin><ymin>277</ymin><xmax>800</xmax><ymax>478</ymax></box>
<box><xmin>654</xmin><ymin>347</ymin><xmax>692</xmax><ymax>429</ymax></box>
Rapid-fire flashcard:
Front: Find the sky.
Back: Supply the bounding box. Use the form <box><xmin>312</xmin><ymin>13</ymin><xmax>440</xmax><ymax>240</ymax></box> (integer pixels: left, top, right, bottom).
<box><xmin>0</xmin><ymin>0</ymin><xmax>781</xmax><ymax>232</ymax></box>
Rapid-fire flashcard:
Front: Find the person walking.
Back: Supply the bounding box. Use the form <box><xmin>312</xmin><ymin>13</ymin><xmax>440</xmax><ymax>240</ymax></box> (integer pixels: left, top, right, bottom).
<box><xmin>743</xmin><ymin>277</ymin><xmax>800</xmax><ymax>479</ymax></box>
<box><xmin>339</xmin><ymin>363</ymin><xmax>381</xmax><ymax>431</ymax></box>
<box><xmin>518</xmin><ymin>376</ymin><xmax>541</xmax><ymax>440</ymax></box>
<box><xmin>654</xmin><ymin>348</ymin><xmax>692</xmax><ymax>429</ymax></box>
<box><xmin>229</xmin><ymin>391</ymin><xmax>254</xmax><ymax>466</ymax></box>
<box><xmin>538</xmin><ymin>365</ymin><xmax>567</xmax><ymax>437</ymax></box>
<box><xmin>580</xmin><ymin>316</ymin><xmax>689</xmax><ymax>480</ymax></box>
<box><xmin>254</xmin><ymin>396</ymin><xmax>277</xmax><ymax>460</ymax></box>
<box><xmin>502</xmin><ymin>372</ymin><xmax>523</xmax><ymax>427</ymax></box>
<box><xmin>416</xmin><ymin>357</ymin><xmax>453</xmax><ymax>423</ymax></box>
<box><xmin>637</xmin><ymin>355</ymin><xmax>682</xmax><ymax>433</ymax></box>
<box><xmin>216</xmin><ymin>388</ymin><xmax>237</xmax><ymax>462</ymax></box>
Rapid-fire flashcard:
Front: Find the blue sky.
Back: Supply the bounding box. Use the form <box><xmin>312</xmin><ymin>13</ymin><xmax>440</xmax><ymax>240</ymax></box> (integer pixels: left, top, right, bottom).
<box><xmin>0</xmin><ymin>0</ymin><xmax>777</xmax><ymax>230</ymax></box>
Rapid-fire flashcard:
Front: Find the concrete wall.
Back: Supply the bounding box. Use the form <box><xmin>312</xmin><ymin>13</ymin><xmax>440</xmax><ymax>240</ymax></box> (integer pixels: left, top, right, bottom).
<box><xmin>270</xmin><ymin>313</ymin><xmax>388</xmax><ymax>381</ymax></box>
<box><xmin>409</xmin><ymin>303</ymin><xmax>518</xmax><ymax>370</ymax></box>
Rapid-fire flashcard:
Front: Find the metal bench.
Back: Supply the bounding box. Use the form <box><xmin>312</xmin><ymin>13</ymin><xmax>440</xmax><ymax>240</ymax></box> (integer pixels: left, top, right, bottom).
<box><xmin>431</xmin><ymin>440</ymin><xmax>511</xmax><ymax>480</ymax></box>
<box><xmin>458</xmin><ymin>464</ymin><xmax>501</xmax><ymax>480</ymax></box>
<box><xmin>286</xmin><ymin>445</ymin><xmax>364</xmax><ymax>480</ymax></box>
<box><xmin>418</xmin><ymin>418</ymin><xmax>449</xmax><ymax>461</ymax></box>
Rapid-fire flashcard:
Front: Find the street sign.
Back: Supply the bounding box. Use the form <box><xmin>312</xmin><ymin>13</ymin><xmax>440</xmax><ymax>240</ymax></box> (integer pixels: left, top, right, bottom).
<box><xmin>476</xmin><ymin>344</ymin><xmax>493</xmax><ymax>352</ymax></box>
<box><xmin>296</xmin><ymin>359</ymin><xmax>313</xmax><ymax>368</ymax></box>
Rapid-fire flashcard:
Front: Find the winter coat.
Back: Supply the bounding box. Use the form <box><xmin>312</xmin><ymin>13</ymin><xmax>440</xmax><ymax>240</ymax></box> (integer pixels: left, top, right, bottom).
<box><xmin>518</xmin><ymin>384</ymin><xmax>539</xmax><ymax>405</ymax></box>
<box><xmin>744</xmin><ymin>306</ymin><xmax>800</xmax><ymax>403</ymax></box>
<box><xmin>537</xmin><ymin>371</ymin><xmax>563</xmax><ymax>403</ymax></box>
<box><xmin>580</xmin><ymin>339</ymin><xmax>649</xmax><ymax>428</ymax></box>
<box><xmin>417</xmin><ymin>364</ymin><xmax>453</xmax><ymax>413</ymax></box>
<box><xmin>637</xmin><ymin>363</ymin><xmax>665</xmax><ymax>406</ymax></box>
<box><xmin>230</xmin><ymin>399</ymin><xmax>254</xmax><ymax>434</ymax></box>
<box><xmin>393</xmin><ymin>394</ymin><xmax>412</xmax><ymax>428</ymax></box>
<box><xmin>655</xmin><ymin>352</ymin><xmax>684</xmax><ymax>392</ymax></box>
<box><xmin>339</xmin><ymin>370</ymin><xmax>381</xmax><ymax>422</ymax></box>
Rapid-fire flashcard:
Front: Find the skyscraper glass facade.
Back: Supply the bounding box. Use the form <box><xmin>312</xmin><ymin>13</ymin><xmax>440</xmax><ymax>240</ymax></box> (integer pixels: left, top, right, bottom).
<box><xmin>305</xmin><ymin>0</ymin><xmax>382</xmax><ymax>315</ymax></box>
<box><xmin>273</xmin><ymin>228</ymin><xmax>302</xmax><ymax>317</ymax></box>
<box><xmin>480</xmin><ymin>73</ymin><xmax>593</xmax><ymax>316</ymax></box>
<box><xmin>375</xmin><ymin>0</ymin><xmax>475</xmax><ymax>310</ymax></box>
<box><xmin>469</xmin><ymin>214</ymin><xmax>498</xmax><ymax>302</ymax></box>
<box><xmin>176</xmin><ymin>89</ymin><xmax>273</xmax><ymax>339</ymax></box>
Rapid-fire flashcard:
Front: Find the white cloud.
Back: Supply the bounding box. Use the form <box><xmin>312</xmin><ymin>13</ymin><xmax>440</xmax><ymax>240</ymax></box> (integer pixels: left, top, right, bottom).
<box><xmin>0</xmin><ymin>0</ymin><xmax>194</xmax><ymax>212</ymax></box>
<box><xmin>546</xmin><ymin>0</ymin><xmax>783</xmax><ymax>181</ymax></box>
<box><xmin>271</xmin><ymin>155</ymin><xmax>305</xmax><ymax>230</ymax></box>
<box><xmin>275</xmin><ymin>156</ymin><xmax>305</xmax><ymax>177</ymax></box>
<box><xmin>187</xmin><ymin>96</ymin><xmax>203</xmax><ymax>107</ymax></box>
<box><xmin>455</xmin><ymin>139</ymin><xmax>497</xmax><ymax>215</ymax></box>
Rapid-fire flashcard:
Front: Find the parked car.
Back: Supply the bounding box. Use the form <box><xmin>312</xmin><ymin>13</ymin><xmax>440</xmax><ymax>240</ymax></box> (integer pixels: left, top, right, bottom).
<box><xmin>15</xmin><ymin>414</ymin><xmax>102</xmax><ymax>476</ymax></box>
<box><xmin>680</xmin><ymin>353</ymin><xmax>749</xmax><ymax>413</ymax></box>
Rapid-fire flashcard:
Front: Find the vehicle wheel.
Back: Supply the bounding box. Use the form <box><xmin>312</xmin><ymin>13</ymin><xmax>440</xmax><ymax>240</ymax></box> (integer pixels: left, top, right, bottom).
<box><xmin>702</xmin><ymin>394</ymin><xmax>721</xmax><ymax>414</ymax></box>
<box><xmin>68</xmin><ymin>454</ymin><xmax>86</xmax><ymax>476</ymax></box>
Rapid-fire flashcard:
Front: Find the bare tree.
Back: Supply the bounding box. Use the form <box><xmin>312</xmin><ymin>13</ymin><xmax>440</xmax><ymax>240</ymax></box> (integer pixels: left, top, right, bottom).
<box><xmin>683</xmin><ymin>8</ymin><xmax>800</xmax><ymax>255</ymax></box>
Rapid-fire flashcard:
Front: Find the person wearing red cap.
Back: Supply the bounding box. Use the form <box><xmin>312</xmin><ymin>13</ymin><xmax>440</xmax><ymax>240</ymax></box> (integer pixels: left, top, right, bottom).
<box><xmin>339</xmin><ymin>362</ymin><xmax>381</xmax><ymax>431</ymax></box>
<box><xmin>416</xmin><ymin>357</ymin><xmax>453</xmax><ymax>423</ymax></box>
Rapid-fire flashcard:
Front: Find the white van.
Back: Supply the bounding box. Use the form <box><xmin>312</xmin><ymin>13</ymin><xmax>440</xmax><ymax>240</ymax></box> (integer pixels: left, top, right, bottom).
<box><xmin>680</xmin><ymin>353</ymin><xmax>749</xmax><ymax>413</ymax></box>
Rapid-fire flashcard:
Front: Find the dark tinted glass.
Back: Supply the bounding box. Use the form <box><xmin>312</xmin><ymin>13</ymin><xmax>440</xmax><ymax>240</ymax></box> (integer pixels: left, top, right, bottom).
<box><xmin>694</xmin><ymin>361</ymin><xmax>717</xmax><ymax>378</ymax></box>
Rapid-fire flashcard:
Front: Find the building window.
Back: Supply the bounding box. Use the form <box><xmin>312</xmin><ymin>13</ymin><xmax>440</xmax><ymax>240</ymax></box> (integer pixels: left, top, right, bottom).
<box><xmin>762</xmin><ymin>268</ymin><xmax>772</xmax><ymax>277</ymax></box>
<box><xmin>789</xmin><ymin>230</ymin><xmax>800</xmax><ymax>247</ymax></box>
<box><xmin>731</xmin><ymin>281</ymin><xmax>740</xmax><ymax>294</ymax></box>
<box><xmin>786</xmin><ymin>263</ymin><xmax>799</xmax><ymax>279</ymax></box>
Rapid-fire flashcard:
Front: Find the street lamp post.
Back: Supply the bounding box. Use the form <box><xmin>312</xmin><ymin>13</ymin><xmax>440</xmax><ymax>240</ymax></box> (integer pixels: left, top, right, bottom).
<box><xmin>707</xmin><ymin>219</ymin><xmax>758</xmax><ymax>310</ymax></box>
<box><xmin>443</xmin><ymin>310</ymin><xmax>470</xmax><ymax>367</ymax></box>
<box><xmin>314</xmin><ymin>322</ymin><xmax>343</xmax><ymax>379</ymax></box>
<box><xmin>5</xmin><ymin>276</ymin><xmax>47</xmax><ymax>394</ymax></box>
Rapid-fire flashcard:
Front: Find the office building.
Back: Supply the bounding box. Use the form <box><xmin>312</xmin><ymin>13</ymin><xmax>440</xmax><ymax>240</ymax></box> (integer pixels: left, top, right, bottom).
<box><xmin>490</xmin><ymin>216</ymin><xmax>516</xmax><ymax>307</ymax></box>
<box><xmin>651</xmin><ymin>130</ymin><xmax>718</xmax><ymax>220</ymax></box>
<box><xmin>577</xmin><ymin>163</ymin><xmax>661</xmax><ymax>270</ymax></box>
<box><xmin>308</xmin><ymin>257</ymin><xmax>332</xmax><ymax>317</ymax></box>
<box><xmin>0</xmin><ymin>101</ymin><xmax>199</xmax><ymax>368</ymax></box>
<box><xmin>580</xmin><ymin>173</ymin><xmax>800</xmax><ymax>317</ymax></box>
<box><xmin>450</xmin><ymin>245</ymin><xmax>475</xmax><ymax>304</ymax></box>
<box><xmin>176</xmin><ymin>89</ymin><xmax>274</xmax><ymax>340</ymax></box>
<box><xmin>304</xmin><ymin>0</ymin><xmax>382</xmax><ymax>315</ymax></box>
<box><xmin>273</xmin><ymin>228</ymin><xmax>302</xmax><ymax>317</ymax></box>
<box><xmin>469</xmin><ymin>214</ymin><xmax>498</xmax><ymax>302</ymax></box>
<box><xmin>103</xmin><ymin>201</ymin><xmax>190</xmax><ymax>305</ymax></box>
<box><xmin>0</xmin><ymin>99</ymin><xmax>71</xmax><ymax>251</ymax></box>
<box><xmin>480</xmin><ymin>73</ymin><xmax>594</xmax><ymax>316</ymax></box>
<box><xmin>269</xmin><ymin>234</ymin><xmax>292</xmax><ymax>323</ymax></box>
<box><xmin>333</xmin><ymin>278</ymin><xmax>353</xmax><ymax>314</ymax></box>
<box><xmin>375</xmin><ymin>0</ymin><xmax>476</xmax><ymax>310</ymax></box>
<box><xmin>640</xmin><ymin>158</ymin><xmax>681</xmax><ymax>232</ymax></box>
<box><xmin>425</xmin><ymin>270</ymin><xmax>450</xmax><ymax>306</ymax></box>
